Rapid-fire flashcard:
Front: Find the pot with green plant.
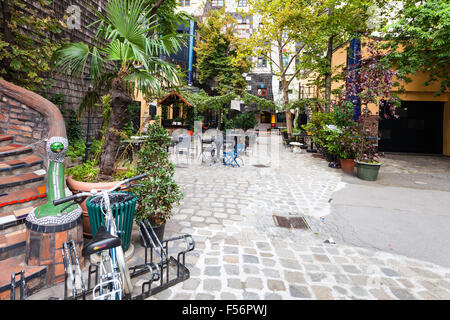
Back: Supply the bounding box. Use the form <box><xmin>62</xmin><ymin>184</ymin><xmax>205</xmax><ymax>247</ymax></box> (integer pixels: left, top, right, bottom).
<box><xmin>132</xmin><ymin>122</ymin><xmax>183</xmax><ymax>245</ymax></box>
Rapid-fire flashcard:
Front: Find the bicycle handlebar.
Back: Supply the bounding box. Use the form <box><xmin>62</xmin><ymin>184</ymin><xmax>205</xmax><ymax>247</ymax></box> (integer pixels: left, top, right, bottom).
<box><xmin>53</xmin><ymin>194</ymin><xmax>80</xmax><ymax>206</ymax></box>
<box><xmin>52</xmin><ymin>173</ymin><xmax>148</xmax><ymax>206</ymax></box>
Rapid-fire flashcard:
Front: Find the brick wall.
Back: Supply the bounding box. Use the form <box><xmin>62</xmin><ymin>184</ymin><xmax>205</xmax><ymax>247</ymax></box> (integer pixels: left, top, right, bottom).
<box><xmin>0</xmin><ymin>95</ymin><xmax>49</xmax><ymax>158</ymax></box>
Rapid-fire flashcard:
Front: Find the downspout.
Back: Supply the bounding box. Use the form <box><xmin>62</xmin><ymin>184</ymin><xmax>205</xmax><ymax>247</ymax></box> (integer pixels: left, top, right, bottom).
<box><xmin>188</xmin><ymin>19</ymin><xmax>195</xmax><ymax>85</ymax></box>
<box><xmin>347</xmin><ymin>32</ymin><xmax>361</xmax><ymax>121</ymax></box>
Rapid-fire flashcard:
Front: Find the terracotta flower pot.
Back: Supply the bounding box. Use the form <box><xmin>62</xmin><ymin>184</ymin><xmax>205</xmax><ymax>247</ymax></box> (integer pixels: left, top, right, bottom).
<box><xmin>66</xmin><ymin>176</ymin><xmax>121</xmax><ymax>238</ymax></box>
<box><xmin>340</xmin><ymin>158</ymin><xmax>355</xmax><ymax>174</ymax></box>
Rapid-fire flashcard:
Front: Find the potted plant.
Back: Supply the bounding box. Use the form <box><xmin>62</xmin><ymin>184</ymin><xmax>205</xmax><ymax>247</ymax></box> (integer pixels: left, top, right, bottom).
<box><xmin>342</xmin><ymin>38</ymin><xmax>400</xmax><ymax>181</ymax></box>
<box><xmin>354</xmin><ymin>117</ymin><xmax>382</xmax><ymax>181</ymax></box>
<box><xmin>132</xmin><ymin>122</ymin><xmax>183</xmax><ymax>244</ymax></box>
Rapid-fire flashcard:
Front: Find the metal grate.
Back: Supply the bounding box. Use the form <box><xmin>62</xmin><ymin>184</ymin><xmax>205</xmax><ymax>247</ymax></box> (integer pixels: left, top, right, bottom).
<box><xmin>273</xmin><ymin>215</ymin><xmax>310</xmax><ymax>230</ymax></box>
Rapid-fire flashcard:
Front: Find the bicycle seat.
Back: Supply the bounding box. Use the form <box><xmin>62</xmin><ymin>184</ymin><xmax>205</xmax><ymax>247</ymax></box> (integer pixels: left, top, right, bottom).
<box><xmin>82</xmin><ymin>226</ymin><xmax>122</xmax><ymax>257</ymax></box>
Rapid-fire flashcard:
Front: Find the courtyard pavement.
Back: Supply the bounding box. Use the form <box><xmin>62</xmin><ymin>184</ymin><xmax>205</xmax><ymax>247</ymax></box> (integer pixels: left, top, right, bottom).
<box><xmin>144</xmin><ymin>134</ymin><xmax>450</xmax><ymax>300</ymax></box>
<box><xmin>29</xmin><ymin>134</ymin><xmax>450</xmax><ymax>300</ymax></box>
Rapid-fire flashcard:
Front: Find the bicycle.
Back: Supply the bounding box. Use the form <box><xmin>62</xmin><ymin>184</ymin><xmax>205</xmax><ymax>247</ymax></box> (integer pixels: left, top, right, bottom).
<box><xmin>53</xmin><ymin>173</ymin><xmax>147</xmax><ymax>300</ymax></box>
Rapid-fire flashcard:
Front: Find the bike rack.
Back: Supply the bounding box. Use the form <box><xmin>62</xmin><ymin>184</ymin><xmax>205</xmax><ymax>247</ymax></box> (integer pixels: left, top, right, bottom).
<box><xmin>61</xmin><ymin>240</ymin><xmax>87</xmax><ymax>300</ymax></box>
<box><xmin>57</xmin><ymin>223</ymin><xmax>195</xmax><ymax>300</ymax></box>
<box><xmin>134</xmin><ymin>220</ymin><xmax>195</xmax><ymax>300</ymax></box>
<box><xmin>10</xmin><ymin>269</ymin><xmax>26</xmax><ymax>300</ymax></box>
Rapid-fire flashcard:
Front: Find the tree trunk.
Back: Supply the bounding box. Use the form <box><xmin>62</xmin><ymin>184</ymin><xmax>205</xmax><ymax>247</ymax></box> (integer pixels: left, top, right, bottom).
<box><xmin>282</xmin><ymin>79</ymin><xmax>293</xmax><ymax>136</ymax></box>
<box><xmin>99</xmin><ymin>77</ymin><xmax>133</xmax><ymax>178</ymax></box>
<box><xmin>324</xmin><ymin>35</ymin><xmax>334</xmax><ymax>113</ymax></box>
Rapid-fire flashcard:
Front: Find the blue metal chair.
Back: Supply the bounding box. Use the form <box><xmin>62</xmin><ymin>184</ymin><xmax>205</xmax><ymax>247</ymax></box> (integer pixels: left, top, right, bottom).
<box><xmin>223</xmin><ymin>143</ymin><xmax>245</xmax><ymax>167</ymax></box>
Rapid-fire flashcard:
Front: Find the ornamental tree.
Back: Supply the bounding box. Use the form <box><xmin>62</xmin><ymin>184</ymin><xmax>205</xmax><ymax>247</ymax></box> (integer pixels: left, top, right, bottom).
<box><xmin>382</xmin><ymin>0</ymin><xmax>450</xmax><ymax>94</ymax></box>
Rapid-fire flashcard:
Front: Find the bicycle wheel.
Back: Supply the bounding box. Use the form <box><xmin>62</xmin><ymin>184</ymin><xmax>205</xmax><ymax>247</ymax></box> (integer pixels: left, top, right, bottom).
<box><xmin>115</xmin><ymin>245</ymin><xmax>133</xmax><ymax>298</ymax></box>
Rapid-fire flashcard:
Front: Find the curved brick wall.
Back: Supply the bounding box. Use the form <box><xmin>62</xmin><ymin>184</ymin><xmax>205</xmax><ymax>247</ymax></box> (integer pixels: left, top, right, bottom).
<box><xmin>0</xmin><ymin>79</ymin><xmax>66</xmax><ymax>139</ymax></box>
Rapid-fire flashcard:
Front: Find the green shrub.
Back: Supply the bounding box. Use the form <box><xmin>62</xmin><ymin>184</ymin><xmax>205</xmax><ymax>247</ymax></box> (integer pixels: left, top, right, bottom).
<box><xmin>132</xmin><ymin>122</ymin><xmax>183</xmax><ymax>226</ymax></box>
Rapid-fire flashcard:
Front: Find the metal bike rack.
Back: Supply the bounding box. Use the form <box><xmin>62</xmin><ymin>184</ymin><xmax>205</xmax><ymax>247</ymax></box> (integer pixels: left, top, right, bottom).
<box><xmin>57</xmin><ymin>223</ymin><xmax>195</xmax><ymax>300</ymax></box>
<box><xmin>134</xmin><ymin>220</ymin><xmax>195</xmax><ymax>300</ymax></box>
<box><xmin>10</xmin><ymin>269</ymin><xmax>26</xmax><ymax>300</ymax></box>
<box><xmin>60</xmin><ymin>240</ymin><xmax>87</xmax><ymax>300</ymax></box>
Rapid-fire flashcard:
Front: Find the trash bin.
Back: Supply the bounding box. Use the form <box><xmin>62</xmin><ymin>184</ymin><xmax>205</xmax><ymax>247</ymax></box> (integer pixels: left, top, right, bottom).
<box><xmin>86</xmin><ymin>192</ymin><xmax>137</xmax><ymax>252</ymax></box>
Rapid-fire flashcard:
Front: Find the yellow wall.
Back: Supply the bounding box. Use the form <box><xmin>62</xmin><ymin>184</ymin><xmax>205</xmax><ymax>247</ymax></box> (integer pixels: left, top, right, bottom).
<box><xmin>328</xmin><ymin>41</ymin><xmax>450</xmax><ymax>155</ymax></box>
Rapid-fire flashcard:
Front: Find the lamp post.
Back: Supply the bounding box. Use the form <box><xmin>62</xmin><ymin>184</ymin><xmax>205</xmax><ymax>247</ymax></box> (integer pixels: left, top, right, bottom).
<box><xmin>83</xmin><ymin>77</ymin><xmax>93</xmax><ymax>163</ymax></box>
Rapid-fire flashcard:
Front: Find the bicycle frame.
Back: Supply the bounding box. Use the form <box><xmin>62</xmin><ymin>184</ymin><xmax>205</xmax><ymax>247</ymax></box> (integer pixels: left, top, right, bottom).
<box><xmin>91</xmin><ymin>190</ymin><xmax>123</xmax><ymax>300</ymax></box>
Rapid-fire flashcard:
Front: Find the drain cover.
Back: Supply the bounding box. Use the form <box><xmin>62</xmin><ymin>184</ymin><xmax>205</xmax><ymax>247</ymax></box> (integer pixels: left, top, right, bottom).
<box><xmin>289</xmin><ymin>217</ymin><xmax>309</xmax><ymax>229</ymax></box>
<box><xmin>273</xmin><ymin>215</ymin><xmax>310</xmax><ymax>230</ymax></box>
<box><xmin>253</xmin><ymin>164</ymin><xmax>270</xmax><ymax>168</ymax></box>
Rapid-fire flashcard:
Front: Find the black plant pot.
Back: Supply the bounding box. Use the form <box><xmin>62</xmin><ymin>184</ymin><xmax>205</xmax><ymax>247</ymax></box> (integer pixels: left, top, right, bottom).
<box><xmin>140</xmin><ymin>221</ymin><xmax>166</xmax><ymax>247</ymax></box>
<box><xmin>324</xmin><ymin>151</ymin><xmax>337</xmax><ymax>163</ymax></box>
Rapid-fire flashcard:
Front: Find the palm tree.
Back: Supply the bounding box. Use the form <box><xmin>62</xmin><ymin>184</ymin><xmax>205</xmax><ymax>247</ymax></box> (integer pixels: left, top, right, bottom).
<box><xmin>54</xmin><ymin>0</ymin><xmax>184</xmax><ymax>178</ymax></box>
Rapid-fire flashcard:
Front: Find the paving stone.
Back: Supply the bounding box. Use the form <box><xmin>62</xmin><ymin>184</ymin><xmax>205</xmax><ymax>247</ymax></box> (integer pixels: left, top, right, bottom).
<box><xmin>196</xmin><ymin>293</ymin><xmax>216</xmax><ymax>300</ymax></box>
<box><xmin>182</xmin><ymin>278</ymin><xmax>201</xmax><ymax>291</ymax></box>
<box><xmin>204</xmin><ymin>266</ymin><xmax>221</xmax><ymax>276</ymax></box>
<box><xmin>243</xmin><ymin>291</ymin><xmax>261</xmax><ymax>300</ymax></box>
<box><xmin>264</xmin><ymin>293</ymin><xmax>283</xmax><ymax>300</ymax></box>
<box><xmin>224</xmin><ymin>264</ymin><xmax>240</xmax><ymax>276</ymax></box>
<box><xmin>289</xmin><ymin>285</ymin><xmax>311</xmax><ymax>298</ymax></box>
<box><xmin>389</xmin><ymin>287</ymin><xmax>417</xmax><ymax>300</ymax></box>
<box><xmin>228</xmin><ymin>278</ymin><xmax>244</xmax><ymax>289</ymax></box>
<box><xmin>262</xmin><ymin>268</ymin><xmax>280</xmax><ymax>278</ymax></box>
<box><xmin>381</xmin><ymin>267</ymin><xmax>400</xmax><ymax>277</ymax></box>
<box><xmin>244</xmin><ymin>277</ymin><xmax>263</xmax><ymax>290</ymax></box>
<box><xmin>279</xmin><ymin>259</ymin><xmax>302</xmax><ymax>270</ymax></box>
<box><xmin>261</xmin><ymin>258</ymin><xmax>276</xmax><ymax>267</ymax></box>
<box><xmin>267</xmin><ymin>279</ymin><xmax>286</xmax><ymax>292</ymax></box>
<box><xmin>221</xmin><ymin>292</ymin><xmax>238</xmax><ymax>300</ymax></box>
<box><xmin>243</xmin><ymin>254</ymin><xmax>259</xmax><ymax>264</ymax></box>
<box><xmin>284</xmin><ymin>271</ymin><xmax>306</xmax><ymax>284</ymax></box>
<box><xmin>342</xmin><ymin>265</ymin><xmax>361</xmax><ymax>274</ymax></box>
<box><xmin>312</xmin><ymin>285</ymin><xmax>334</xmax><ymax>300</ymax></box>
<box><xmin>203</xmin><ymin>279</ymin><xmax>222</xmax><ymax>291</ymax></box>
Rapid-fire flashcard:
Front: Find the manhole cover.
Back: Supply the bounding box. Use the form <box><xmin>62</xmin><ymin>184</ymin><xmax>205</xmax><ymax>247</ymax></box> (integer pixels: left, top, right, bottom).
<box><xmin>273</xmin><ymin>215</ymin><xmax>310</xmax><ymax>230</ymax></box>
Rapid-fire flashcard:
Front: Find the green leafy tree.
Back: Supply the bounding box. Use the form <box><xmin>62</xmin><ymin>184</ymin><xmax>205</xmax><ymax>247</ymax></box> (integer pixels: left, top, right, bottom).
<box><xmin>0</xmin><ymin>0</ymin><xmax>64</xmax><ymax>90</ymax></box>
<box><xmin>382</xmin><ymin>0</ymin><xmax>450</xmax><ymax>94</ymax></box>
<box><xmin>54</xmin><ymin>0</ymin><xmax>184</xmax><ymax>178</ymax></box>
<box><xmin>195</xmin><ymin>8</ymin><xmax>251</xmax><ymax>95</ymax></box>
<box><xmin>133</xmin><ymin>122</ymin><xmax>183</xmax><ymax>226</ymax></box>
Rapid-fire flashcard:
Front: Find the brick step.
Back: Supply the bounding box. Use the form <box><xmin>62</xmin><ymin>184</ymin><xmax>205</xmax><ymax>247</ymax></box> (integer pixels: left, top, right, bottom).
<box><xmin>0</xmin><ymin>135</ymin><xmax>13</xmax><ymax>147</ymax></box>
<box><xmin>0</xmin><ymin>186</ymin><xmax>47</xmax><ymax>215</ymax></box>
<box><xmin>0</xmin><ymin>144</ymin><xmax>32</xmax><ymax>162</ymax></box>
<box><xmin>0</xmin><ymin>155</ymin><xmax>44</xmax><ymax>177</ymax></box>
<box><xmin>0</xmin><ymin>170</ymin><xmax>46</xmax><ymax>193</ymax></box>
<box><xmin>0</xmin><ymin>205</ymin><xmax>40</xmax><ymax>262</ymax></box>
<box><xmin>0</xmin><ymin>255</ymin><xmax>47</xmax><ymax>300</ymax></box>
<box><xmin>0</xmin><ymin>225</ymin><xmax>26</xmax><ymax>261</ymax></box>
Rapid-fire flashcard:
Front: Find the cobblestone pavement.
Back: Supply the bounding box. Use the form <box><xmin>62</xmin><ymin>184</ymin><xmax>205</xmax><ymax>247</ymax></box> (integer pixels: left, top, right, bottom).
<box><xmin>143</xmin><ymin>135</ymin><xmax>450</xmax><ymax>300</ymax></box>
<box><xmin>28</xmin><ymin>134</ymin><xmax>450</xmax><ymax>300</ymax></box>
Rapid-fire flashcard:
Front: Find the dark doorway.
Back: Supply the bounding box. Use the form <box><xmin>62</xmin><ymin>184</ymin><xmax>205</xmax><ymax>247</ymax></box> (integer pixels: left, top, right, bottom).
<box><xmin>379</xmin><ymin>101</ymin><xmax>444</xmax><ymax>154</ymax></box>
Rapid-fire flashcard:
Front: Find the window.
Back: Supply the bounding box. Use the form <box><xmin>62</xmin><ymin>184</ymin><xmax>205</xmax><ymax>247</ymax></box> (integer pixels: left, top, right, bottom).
<box><xmin>257</xmin><ymin>88</ymin><xmax>267</xmax><ymax>96</ymax></box>
<box><xmin>211</xmin><ymin>0</ymin><xmax>224</xmax><ymax>7</ymax></box>
<box><xmin>237</xmin><ymin>0</ymin><xmax>247</xmax><ymax>7</ymax></box>
<box><xmin>178</xmin><ymin>0</ymin><xmax>190</xmax><ymax>6</ymax></box>
<box><xmin>237</xmin><ymin>23</ymin><xmax>247</xmax><ymax>38</ymax></box>
<box><xmin>257</xmin><ymin>56</ymin><xmax>267</xmax><ymax>68</ymax></box>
